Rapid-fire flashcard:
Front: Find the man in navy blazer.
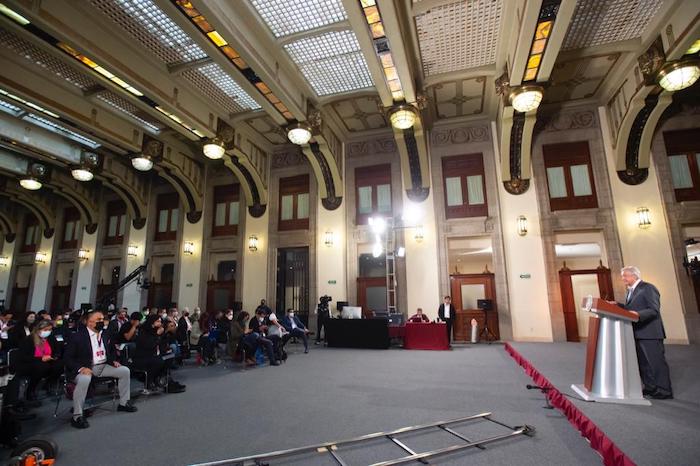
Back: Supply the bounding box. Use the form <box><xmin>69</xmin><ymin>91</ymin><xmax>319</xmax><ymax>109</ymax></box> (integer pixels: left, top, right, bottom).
<box><xmin>618</xmin><ymin>266</ymin><xmax>673</xmax><ymax>399</ymax></box>
<box><xmin>280</xmin><ymin>309</ymin><xmax>309</xmax><ymax>354</ymax></box>
<box><xmin>64</xmin><ymin>310</ymin><xmax>137</xmax><ymax>428</ymax></box>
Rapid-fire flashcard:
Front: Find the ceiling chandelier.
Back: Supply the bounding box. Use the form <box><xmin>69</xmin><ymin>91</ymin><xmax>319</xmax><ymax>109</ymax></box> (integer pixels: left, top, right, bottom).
<box><xmin>287</xmin><ymin>122</ymin><xmax>312</xmax><ymax>145</ymax></box>
<box><xmin>131</xmin><ymin>154</ymin><xmax>153</xmax><ymax>171</ymax></box>
<box><xmin>203</xmin><ymin>137</ymin><xmax>225</xmax><ymax>159</ymax></box>
<box><xmin>388</xmin><ymin>104</ymin><xmax>417</xmax><ymax>130</ymax></box>
<box><xmin>510</xmin><ymin>85</ymin><xmax>544</xmax><ymax>113</ymax></box>
<box><xmin>658</xmin><ymin>59</ymin><xmax>700</xmax><ymax>92</ymax></box>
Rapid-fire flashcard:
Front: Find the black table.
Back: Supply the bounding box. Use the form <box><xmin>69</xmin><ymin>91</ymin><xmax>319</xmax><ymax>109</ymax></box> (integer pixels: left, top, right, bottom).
<box><xmin>325</xmin><ymin>318</ymin><xmax>390</xmax><ymax>349</ymax></box>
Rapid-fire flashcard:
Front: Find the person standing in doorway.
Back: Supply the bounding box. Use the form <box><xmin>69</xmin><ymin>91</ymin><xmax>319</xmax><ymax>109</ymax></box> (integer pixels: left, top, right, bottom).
<box><xmin>438</xmin><ymin>296</ymin><xmax>454</xmax><ymax>345</ymax></box>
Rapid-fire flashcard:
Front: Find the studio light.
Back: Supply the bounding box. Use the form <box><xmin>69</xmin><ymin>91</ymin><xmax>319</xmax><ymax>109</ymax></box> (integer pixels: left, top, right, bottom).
<box><xmin>131</xmin><ymin>155</ymin><xmax>153</xmax><ymax>171</ymax></box>
<box><xmin>658</xmin><ymin>60</ymin><xmax>700</xmax><ymax>92</ymax></box>
<box><xmin>287</xmin><ymin>122</ymin><xmax>312</xmax><ymax>145</ymax></box>
<box><xmin>388</xmin><ymin>104</ymin><xmax>417</xmax><ymax>130</ymax></box>
<box><xmin>517</xmin><ymin>215</ymin><xmax>528</xmax><ymax>236</ymax></box>
<box><xmin>78</xmin><ymin>248</ymin><xmax>89</xmax><ymax>261</ymax></box>
<box><xmin>510</xmin><ymin>85</ymin><xmax>544</xmax><ymax>113</ymax></box>
<box><xmin>183</xmin><ymin>241</ymin><xmax>195</xmax><ymax>255</ymax></box>
<box><xmin>368</xmin><ymin>216</ymin><xmax>386</xmax><ymax>234</ymax></box>
<box><xmin>35</xmin><ymin>251</ymin><xmax>47</xmax><ymax>264</ymax></box>
<box><xmin>203</xmin><ymin>137</ymin><xmax>225</xmax><ymax>159</ymax></box>
<box><xmin>636</xmin><ymin>207</ymin><xmax>651</xmax><ymax>229</ymax></box>
<box><xmin>248</xmin><ymin>235</ymin><xmax>259</xmax><ymax>252</ymax></box>
<box><xmin>19</xmin><ymin>177</ymin><xmax>42</xmax><ymax>190</ymax></box>
<box><xmin>71</xmin><ymin>168</ymin><xmax>94</xmax><ymax>182</ymax></box>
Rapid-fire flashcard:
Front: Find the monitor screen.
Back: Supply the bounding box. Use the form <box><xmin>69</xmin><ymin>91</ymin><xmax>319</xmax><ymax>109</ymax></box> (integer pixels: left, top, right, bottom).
<box><xmin>341</xmin><ymin>306</ymin><xmax>362</xmax><ymax>319</ymax></box>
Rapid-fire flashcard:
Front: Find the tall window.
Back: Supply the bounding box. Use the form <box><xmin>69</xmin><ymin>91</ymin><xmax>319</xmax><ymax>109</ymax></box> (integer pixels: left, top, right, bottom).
<box><xmin>61</xmin><ymin>207</ymin><xmax>81</xmax><ymax>249</ymax></box>
<box><xmin>542</xmin><ymin>141</ymin><xmax>598</xmax><ymax>211</ymax></box>
<box><xmin>442</xmin><ymin>154</ymin><xmax>488</xmax><ymax>218</ymax></box>
<box><xmin>278</xmin><ymin>174</ymin><xmax>309</xmax><ymax>231</ymax></box>
<box><xmin>105</xmin><ymin>200</ymin><xmax>127</xmax><ymax>245</ymax></box>
<box><xmin>155</xmin><ymin>193</ymin><xmax>179</xmax><ymax>241</ymax></box>
<box><xmin>22</xmin><ymin>214</ymin><xmax>39</xmax><ymax>253</ymax></box>
<box><xmin>356</xmin><ymin>164</ymin><xmax>392</xmax><ymax>225</ymax></box>
<box><xmin>664</xmin><ymin>128</ymin><xmax>700</xmax><ymax>202</ymax></box>
<box><xmin>212</xmin><ymin>184</ymin><xmax>240</xmax><ymax>236</ymax></box>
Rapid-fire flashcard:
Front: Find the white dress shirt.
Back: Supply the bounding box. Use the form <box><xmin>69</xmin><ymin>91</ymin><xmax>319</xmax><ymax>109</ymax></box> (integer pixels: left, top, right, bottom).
<box><xmin>88</xmin><ymin>328</ymin><xmax>107</xmax><ymax>366</ymax></box>
<box><xmin>626</xmin><ymin>279</ymin><xmax>641</xmax><ymax>302</ymax></box>
<box><xmin>443</xmin><ymin>304</ymin><xmax>451</xmax><ymax>319</ymax></box>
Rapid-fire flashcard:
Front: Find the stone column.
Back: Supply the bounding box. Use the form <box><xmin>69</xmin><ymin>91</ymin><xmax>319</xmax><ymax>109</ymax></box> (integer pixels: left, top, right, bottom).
<box><xmin>177</xmin><ymin>217</ymin><xmax>205</xmax><ymax>310</ymax></box>
<box><xmin>240</xmin><ymin>210</ymin><xmax>269</xmax><ymax>312</ymax></box>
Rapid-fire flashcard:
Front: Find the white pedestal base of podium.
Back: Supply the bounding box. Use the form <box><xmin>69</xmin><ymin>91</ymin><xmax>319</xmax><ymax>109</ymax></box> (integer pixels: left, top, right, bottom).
<box><xmin>571</xmin><ymin>384</ymin><xmax>651</xmax><ymax>406</ymax></box>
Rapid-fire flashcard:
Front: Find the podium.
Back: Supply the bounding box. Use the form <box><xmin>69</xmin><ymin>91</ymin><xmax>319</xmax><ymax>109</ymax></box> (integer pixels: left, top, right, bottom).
<box><xmin>571</xmin><ymin>297</ymin><xmax>651</xmax><ymax>406</ymax></box>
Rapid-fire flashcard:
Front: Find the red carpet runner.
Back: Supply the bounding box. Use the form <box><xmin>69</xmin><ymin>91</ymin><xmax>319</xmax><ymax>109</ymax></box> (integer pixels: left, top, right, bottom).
<box><xmin>504</xmin><ymin>343</ymin><xmax>636</xmax><ymax>466</ymax></box>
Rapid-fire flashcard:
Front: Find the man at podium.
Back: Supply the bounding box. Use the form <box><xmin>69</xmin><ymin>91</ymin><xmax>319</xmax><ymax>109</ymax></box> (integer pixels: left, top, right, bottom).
<box><xmin>618</xmin><ymin>266</ymin><xmax>673</xmax><ymax>399</ymax></box>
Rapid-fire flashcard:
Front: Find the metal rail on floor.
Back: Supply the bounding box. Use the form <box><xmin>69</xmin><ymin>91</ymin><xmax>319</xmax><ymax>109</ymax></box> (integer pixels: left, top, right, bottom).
<box><xmin>189</xmin><ymin>412</ymin><xmax>535</xmax><ymax>466</ymax></box>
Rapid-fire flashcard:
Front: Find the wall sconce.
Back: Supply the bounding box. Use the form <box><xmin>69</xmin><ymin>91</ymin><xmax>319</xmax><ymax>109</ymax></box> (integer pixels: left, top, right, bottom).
<box><xmin>517</xmin><ymin>215</ymin><xmax>528</xmax><ymax>236</ymax></box>
<box><xmin>78</xmin><ymin>248</ymin><xmax>89</xmax><ymax>261</ymax></box>
<box><xmin>183</xmin><ymin>241</ymin><xmax>195</xmax><ymax>255</ymax></box>
<box><xmin>35</xmin><ymin>251</ymin><xmax>47</xmax><ymax>264</ymax></box>
<box><xmin>414</xmin><ymin>226</ymin><xmax>424</xmax><ymax>243</ymax></box>
<box><xmin>636</xmin><ymin>207</ymin><xmax>651</xmax><ymax>229</ymax></box>
<box><xmin>248</xmin><ymin>235</ymin><xmax>258</xmax><ymax>252</ymax></box>
<box><xmin>324</xmin><ymin>231</ymin><xmax>334</xmax><ymax>247</ymax></box>
<box><xmin>0</xmin><ymin>256</ymin><xmax>8</xmax><ymax>267</ymax></box>
<box><xmin>127</xmin><ymin>244</ymin><xmax>139</xmax><ymax>257</ymax></box>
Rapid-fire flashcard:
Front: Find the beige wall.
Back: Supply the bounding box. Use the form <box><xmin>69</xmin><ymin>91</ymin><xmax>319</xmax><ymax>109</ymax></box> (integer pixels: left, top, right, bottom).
<box><xmin>599</xmin><ymin>107</ymin><xmax>689</xmax><ymax>344</ymax></box>
<box><xmin>240</xmin><ymin>209</ymin><xmax>269</xmax><ymax>313</ymax></box>
<box><xmin>177</xmin><ymin>217</ymin><xmax>204</xmax><ymax>310</ymax></box>
<box><xmin>29</xmin><ymin>234</ymin><xmax>54</xmax><ymax>311</ymax></box>
<box><xmin>72</xmin><ymin>230</ymin><xmax>97</xmax><ymax>308</ymax></box>
<box><xmin>316</xmin><ymin>191</ymin><xmax>347</xmax><ymax>313</ymax></box>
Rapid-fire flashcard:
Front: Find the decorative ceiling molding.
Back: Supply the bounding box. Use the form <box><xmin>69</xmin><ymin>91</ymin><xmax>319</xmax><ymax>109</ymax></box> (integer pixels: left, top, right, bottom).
<box><xmin>428</xmin><ymin>76</ymin><xmax>486</xmax><ymax>119</ymax></box>
<box><xmin>346</xmin><ymin>136</ymin><xmax>397</xmax><ymax>158</ymax></box>
<box><xmin>0</xmin><ymin>180</ymin><xmax>56</xmax><ymax>238</ymax></box>
<box><xmin>99</xmin><ymin>156</ymin><xmax>150</xmax><ymax>229</ymax></box>
<box><xmin>534</xmin><ymin>108</ymin><xmax>597</xmax><ymax>133</ymax></box>
<box><xmin>271</xmin><ymin>149</ymin><xmax>306</xmax><ymax>168</ymax></box>
<box><xmin>545</xmin><ymin>53</ymin><xmax>621</xmax><ymax>103</ymax></box>
<box><xmin>328</xmin><ymin>94</ymin><xmax>387</xmax><ymax>132</ymax></box>
<box><xmin>431</xmin><ymin>124</ymin><xmax>490</xmax><ymax>146</ymax></box>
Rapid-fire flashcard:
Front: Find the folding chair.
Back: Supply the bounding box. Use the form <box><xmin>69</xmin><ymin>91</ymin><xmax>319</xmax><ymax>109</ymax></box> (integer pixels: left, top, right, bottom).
<box><xmin>54</xmin><ymin>368</ymin><xmax>120</xmax><ymax>418</ymax></box>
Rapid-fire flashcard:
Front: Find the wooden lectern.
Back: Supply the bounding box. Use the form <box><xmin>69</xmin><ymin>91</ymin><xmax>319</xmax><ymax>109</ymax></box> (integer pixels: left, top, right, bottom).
<box><xmin>571</xmin><ymin>297</ymin><xmax>651</xmax><ymax>406</ymax></box>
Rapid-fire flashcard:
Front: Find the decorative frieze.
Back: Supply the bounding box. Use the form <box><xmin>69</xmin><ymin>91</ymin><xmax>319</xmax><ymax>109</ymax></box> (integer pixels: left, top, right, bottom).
<box><xmin>346</xmin><ymin>137</ymin><xmax>397</xmax><ymax>157</ymax></box>
<box><xmin>431</xmin><ymin>125</ymin><xmax>490</xmax><ymax>146</ymax></box>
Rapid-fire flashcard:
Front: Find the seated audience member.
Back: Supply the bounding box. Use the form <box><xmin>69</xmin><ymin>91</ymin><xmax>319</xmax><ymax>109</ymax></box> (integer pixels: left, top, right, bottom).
<box><xmin>197</xmin><ymin>310</ymin><xmax>217</xmax><ymax>364</ymax></box>
<box><xmin>280</xmin><ymin>309</ymin><xmax>309</xmax><ymax>354</ymax></box>
<box><xmin>249</xmin><ymin>309</ymin><xmax>279</xmax><ymax>366</ymax></box>
<box><xmin>7</xmin><ymin>312</ymin><xmax>36</xmax><ymax>350</ymax></box>
<box><xmin>115</xmin><ymin>312</ymin><xmax>142</xmax><ymax>361</ymax></box>
<box><xmin>133</xmin><ymin>315</ymin><xmax>185</xmax><ymax>394</ymax></box>
<box><xmin>408</xmin><ymin>308</ymin><xmax>430</xmax><ymax>323</ymax></box>
<box><xmin>63</xmin><ymin>310</ymin><xmax>137</xmax><ymax>429</ymax></box>
<box><xmin>163</xmin><ymin>320</ymin><xmax>181</xmax><ymax>361</ymax></box>
<box><xmin>106</xmin><ymin>308</ymin><xmax>129</xmax><ymax>340</ymax></box>
<box><xmin>214</xmin><ymin>310</ymin><xmax>230</xmax><ymax>346</ymax></box>
<box><xmin>36</xmin><ymin>310</ymin><xmax>51</xmax><ymax>322</ymax></box>
<box><xmin>229</xmin><ymin>311</ymin><xmax>255</xmax><ymax>365</ymax></box>
<box><xmin>176</xmin><ymin>308</ymin><xmax>192</xmax><ymax>348</ymax></box>
<box><xmin>6</xmin><ymin>320</ymin><xmax>64</xmax><ymax>405</ymax></box>
<box><xmin>189</xmin><ymin>307</ymin><xmax>202</xmax><ymax>344</ymax></box>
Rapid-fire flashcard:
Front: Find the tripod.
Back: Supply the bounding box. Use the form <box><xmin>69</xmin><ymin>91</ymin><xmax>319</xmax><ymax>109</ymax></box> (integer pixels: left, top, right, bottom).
<box><xmin>478</xmin><ymin>309</ymin><xmax>497</xmax><ymax>344</ymax></box>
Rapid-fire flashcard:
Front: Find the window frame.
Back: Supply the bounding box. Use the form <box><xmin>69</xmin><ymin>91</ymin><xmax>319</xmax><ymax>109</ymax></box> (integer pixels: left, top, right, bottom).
<box><xmin>60</xmin><ymin>207</ymin><xmax>81</xmax><ymax>250</ymax></box>
<box><xmin>664</xmin><ymin>129</ymin><xmax>700</xmax><ymax>202</ymax></box>
<box><xmin>278</xmin><ymin>174</ymin><xmax>310</xmax><ymax>231</ymax></box>
<box><xmin>542</xmin><ymin>141</ymin><xmax>598</xmax><ymax>211</ymax></box>
<box><xmin>104</xmin><ymin>200</ymin><xmax>128</xmax><ymax>246</ymax></box>
<box><xmin>355</xmin><ymin>164</ymin><xmax>392</xmax><ymax>225</ymax></box>
<box><xmin>21</xmin><ymin>214</ymin><xmax>39</xmax><ymax>253</ymax></box>
<box><xmin>154</xmin><ymin>193</ymin><xmax>180</xmax><ymax>242</ymax></box>
<box><xmin>441</xmin><ymin>154</ymin><xmax>488</xmax><ymax>219</ymax></box>
<box><xmin>212</xmin><ymin>184</ymin><xmax>241</xmax><ymax>236</ymax></box>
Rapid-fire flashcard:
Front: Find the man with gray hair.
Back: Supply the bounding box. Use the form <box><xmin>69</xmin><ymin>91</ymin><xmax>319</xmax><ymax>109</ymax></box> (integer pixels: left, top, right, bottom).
<box><xmin>618</xmin><ymin>266</ymin><xmax>673</xmax><ymax>399</ymax></box>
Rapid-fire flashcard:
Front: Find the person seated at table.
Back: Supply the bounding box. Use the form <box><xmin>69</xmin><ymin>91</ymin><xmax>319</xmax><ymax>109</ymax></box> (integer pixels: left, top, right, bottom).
<box><xmin>280</xmin><ymin>308</ymin><xmax>309</xmax><ymax>354</ymax></box>
<box><xmin>408</xmin><ymin>308</ymin><xmax>430</xmax><ymax>323</ymax></box>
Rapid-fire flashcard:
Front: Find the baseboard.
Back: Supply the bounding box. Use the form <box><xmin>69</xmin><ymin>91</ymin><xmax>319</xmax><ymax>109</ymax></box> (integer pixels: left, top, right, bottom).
<box><xmin>507</xmin><ymin>336</ymin><xmax>554</xmax><ymax>343</ymax></box>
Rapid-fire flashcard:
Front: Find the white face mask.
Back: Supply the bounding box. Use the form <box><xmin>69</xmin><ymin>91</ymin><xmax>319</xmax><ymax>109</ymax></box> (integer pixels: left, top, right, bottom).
<box><xmin>39</xmin><ymin>330</ymin><xmax>52</xmax><ymax>339</ymax></box>
<box><xmin>227</xmin><ymin>315</ymin><xmax>233</xmax><ymax>320</ymax></box>
<box><xmin>258</xmin><ymin>317</ymin><xmax>264</xmax><ymax>322</ymax></box>
<box><xmin>288</xmin><ymin>312</ymin><xmax>294</xmax><ymax>318</ymax></box>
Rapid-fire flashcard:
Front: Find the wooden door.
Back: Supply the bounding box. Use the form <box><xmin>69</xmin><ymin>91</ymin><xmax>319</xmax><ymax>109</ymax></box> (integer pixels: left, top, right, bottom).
<box><xmin>357</xmin><ymin>276</ymin><xmax>386</xmax><ymax>318</ymax></box>
<box><xmin>207</xmin><ymin>279</ymin><xmax>235</xmax><ymax>314</ymax></box>
<box><xmin>51</xmin><ymin>284</ymin><xmax>72</xmax><ymax>312</ymax></box>
<box><xmin>148</xmin><ymin>282</ymin><xmax>174</xmax><ymax>309</ymax></box>
<box><xmin>449</xmin><ymin>273</ymin><xmax>498</xmax><ymax>341</ymax></box>
<box><xmin>559</xmin><ymin>263</ymin><xmax>613</xmax><ymax>342</ymax></box>
<box><xmin>10</xmin><ymin>286</ymin><xmax>29</xmax><ymax>313</ymax></box>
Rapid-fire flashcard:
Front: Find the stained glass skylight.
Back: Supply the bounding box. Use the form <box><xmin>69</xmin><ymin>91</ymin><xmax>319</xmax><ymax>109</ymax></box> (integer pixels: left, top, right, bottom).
<box><xmin>196</xmin><ymin>63</ymin><xmax>261</xmax><ymax>111</ymax></box>
<box><xmin>250</xmin><ymin>0</ymin><xmax>347</xmax><ymax>38</ymax></box>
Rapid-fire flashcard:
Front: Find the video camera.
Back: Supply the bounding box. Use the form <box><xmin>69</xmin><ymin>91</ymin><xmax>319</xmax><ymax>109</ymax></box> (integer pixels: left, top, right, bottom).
<box><xmin>318</xmin><ymin>295</ymin><xmax>332</xmax><ymax>314</ymax></box>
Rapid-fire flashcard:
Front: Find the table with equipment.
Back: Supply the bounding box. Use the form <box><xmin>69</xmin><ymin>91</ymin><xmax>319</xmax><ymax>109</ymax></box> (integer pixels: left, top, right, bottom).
<box><xmin>403</xmin><ymin>322</ymin><xmax>450</xmax><ymax>350</ymax></box>
<box><xmin>325</xmin><ymin>318</ymin><xmax>390</xmax><ymax>349</ymax></box>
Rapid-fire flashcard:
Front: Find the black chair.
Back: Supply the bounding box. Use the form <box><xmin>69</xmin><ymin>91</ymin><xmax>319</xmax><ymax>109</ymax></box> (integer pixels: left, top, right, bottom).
<box><xmin>53</xmin><ymin>368</ymin><xmax>120</xmax><ymax>417</ymax></box>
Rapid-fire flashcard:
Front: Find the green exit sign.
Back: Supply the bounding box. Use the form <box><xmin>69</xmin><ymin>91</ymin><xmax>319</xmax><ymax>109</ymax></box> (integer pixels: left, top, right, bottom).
<box><xmin>327</xmin><ymin>280</ymin><xmax>337</xmax><ymax>284</ymax></box>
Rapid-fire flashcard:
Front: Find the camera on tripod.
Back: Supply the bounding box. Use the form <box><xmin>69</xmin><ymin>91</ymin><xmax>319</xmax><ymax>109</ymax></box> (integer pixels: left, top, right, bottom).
<box><xmin>318</xmin><ymin>295</ymin><xmax>332</xmax><ymax>314</ymax></box>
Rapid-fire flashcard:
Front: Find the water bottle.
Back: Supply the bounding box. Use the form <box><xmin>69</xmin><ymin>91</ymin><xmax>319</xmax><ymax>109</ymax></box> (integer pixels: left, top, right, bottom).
<box><xmin>255</xmin><ymin>347</ymin><xmax>265</xmax><ymax>366</ymax></box>
<box><xmin>470</xmin><ymin>318</ymin><xmax>479</xmax><ymax>343</ymax></box>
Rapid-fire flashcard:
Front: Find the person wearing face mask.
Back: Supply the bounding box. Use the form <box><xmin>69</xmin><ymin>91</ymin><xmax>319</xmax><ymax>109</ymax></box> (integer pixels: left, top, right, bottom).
<box><xmin>176</xmin><ymin>307</ymin><xmax>192</xmax><ymax>353</ymax></box>
<box><xmin>9</xmin><ymin>320</ymin><xmax>64</xmax><ymax>403</ymax></box>
<box><xmin>133</xmin><ymin>315</ymin><xmax>185</xmax><ymax>394</ymax></box>
<box><xmin>248</xmin><ymin>309</ymin><xmax>279</xmax><ymax>366</ymax></box>
<box><xmin>280</xmin><ymin>309</ymin><xmax>310</xmax><ymax>354</ymax></box>
<box><xmin>63</xmin><ymin>310</ymin><xmax>137</xmax><ymax>429</ymax></box>
<box><xmin>106</xmin><ymin>308</ymin><xmax>129</xmax><ymax>341</ymax></box>
<box><xmin>7</xmin><ymin>311</ymin><xmax>36</xmax><ymax>350</ymax></box>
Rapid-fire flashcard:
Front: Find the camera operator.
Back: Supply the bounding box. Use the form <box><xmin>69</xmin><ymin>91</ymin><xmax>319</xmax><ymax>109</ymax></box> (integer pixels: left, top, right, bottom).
<box><xmin>314</xmin><ymin>296</ymin><xmax>331</xmax><ymax>346</ymax></box>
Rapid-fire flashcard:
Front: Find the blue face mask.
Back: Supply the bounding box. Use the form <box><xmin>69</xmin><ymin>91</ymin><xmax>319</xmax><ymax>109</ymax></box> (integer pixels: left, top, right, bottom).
<box><xmin>39</xmin><ymin>330</ymin><xmax>52</xmax><ymax>339</ymax></box>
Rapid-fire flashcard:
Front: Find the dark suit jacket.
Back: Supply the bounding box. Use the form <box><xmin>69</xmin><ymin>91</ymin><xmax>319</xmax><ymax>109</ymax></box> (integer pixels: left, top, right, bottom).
<box><xmin>12</xmin><ymin>335</ymin><xmax>61</xmax><ymax>370</ymax></box>
<box><xmin>280</xmin><ymin>315</ymin><xmax>306</xmax><ymax>332</ymax></box>
<box><xmin>438</xmin><ymin>304</ymin><xmax>455</xmax><ymax>321</ymax></box>
<box><xmin>249</xmin><ymin>316</ymin><xmax>268</xmax><ymax>336</ymax></box>
<box><xmin>64</xmin><ymin>326</ymin><xmax>118</xmax><ymax>374</ymax></box>
<box><xmin>620</xmin><ymin>281</ymin><xmax>666</xmax><ymax>340</ymax></box>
